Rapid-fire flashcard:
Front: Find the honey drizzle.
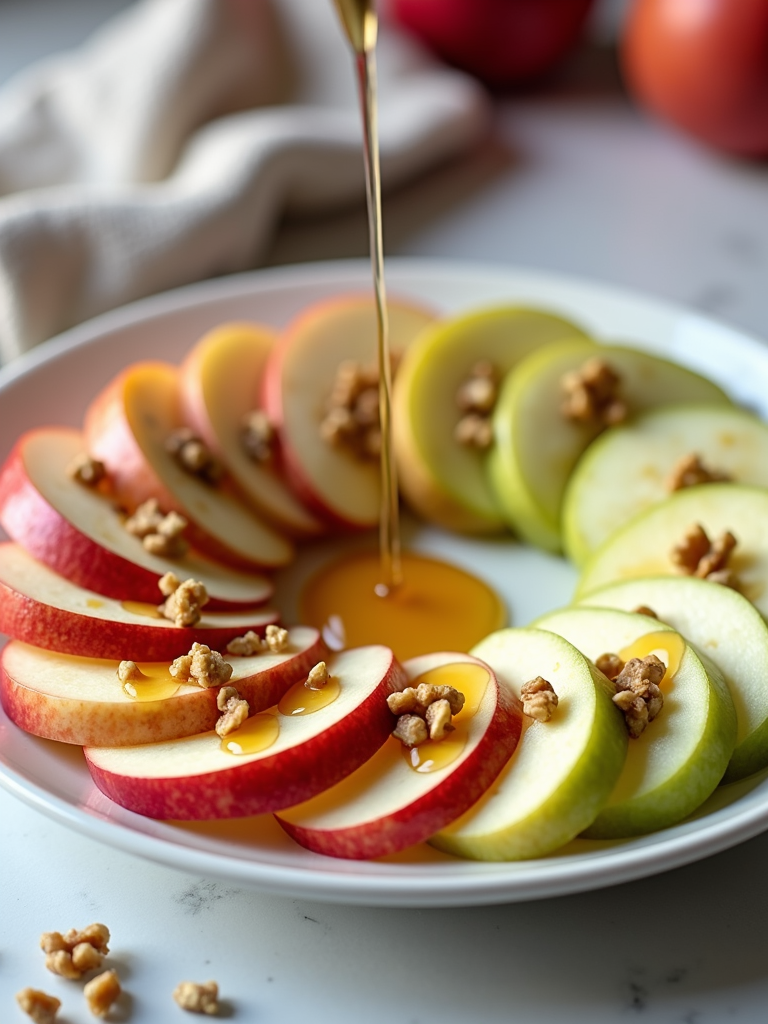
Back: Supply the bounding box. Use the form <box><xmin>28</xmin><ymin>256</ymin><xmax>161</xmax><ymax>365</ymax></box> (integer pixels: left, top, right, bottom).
<box><xmin>220</xmin><ymin>711</ymin><xmax>279</xmax><ymax>755</ymax></box>
<box><xmin>122</xmin><ymin>663</ymin><xmax>180</xmax><ymax>702</ymax></box>
<box><xmin>278</xmin><ymin>675</ymin><xmax>341</xmax><ymax>716</ymax></box>
<box><xmin>121</xmin><ymin>600</ymin><xmax>163</xmax><ymax>620</ymax></box>
<box><xmin>618</xmin><ymin>631</ymin><xmax>686</xmax><ymax>684</ymax></box>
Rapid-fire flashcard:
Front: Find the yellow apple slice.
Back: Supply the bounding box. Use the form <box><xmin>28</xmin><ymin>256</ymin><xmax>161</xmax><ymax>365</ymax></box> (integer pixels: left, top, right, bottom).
<box><xmin>84</xmin><ymin>360</ymin><xmax>294</xmax><ymax>570</ymax></box>
<box><xmin>180</xmin><ymin>322</ymin><xmax>324</xmax><ymax>537</ymax></box>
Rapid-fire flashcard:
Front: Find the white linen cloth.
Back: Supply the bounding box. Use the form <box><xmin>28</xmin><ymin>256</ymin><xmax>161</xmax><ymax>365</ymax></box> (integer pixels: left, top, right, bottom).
<box><xmin>0</xmin><ymin>0</ymin><xmax>490</xmax><ymax>362</ymax></box>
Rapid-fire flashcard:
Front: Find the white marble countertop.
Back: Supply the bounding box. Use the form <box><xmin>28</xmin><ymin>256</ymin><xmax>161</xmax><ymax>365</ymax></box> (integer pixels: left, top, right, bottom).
<box><xmin>3</xmin><ymin>2</ymin><xmax>768</xmax><ymax>1022</ymax></box>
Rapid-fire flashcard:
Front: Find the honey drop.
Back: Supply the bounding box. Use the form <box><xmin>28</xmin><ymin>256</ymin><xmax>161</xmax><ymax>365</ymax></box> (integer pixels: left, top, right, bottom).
<box><xmin>278</xmin><ymin>675</ymin><xmax>341</xmax><ymax>716</ymax></box>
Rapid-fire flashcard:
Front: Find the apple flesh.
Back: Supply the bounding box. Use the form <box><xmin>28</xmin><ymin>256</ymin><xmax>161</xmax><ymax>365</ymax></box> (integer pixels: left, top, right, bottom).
<box><xmin>430</xmin><ymin>627</ymin><xmax>627</xmax><ymax>860</ymax></box>
<box><xmin>489</xmin><ymin>339</ymin><xmax>731</xmax><ymax>553</ymax></box>
<box><xmin>84</xmin><ymin>360</ymin><xmax>294</xmax><ymax>570</ymax></box>
<box><xmin>0</xmin><ymin>542</ymin><xmax>279</xmax><ymax>661</ymax></box>
<box><xmin>261</xmin><ymin>295</ymin><xmax>434</xmax><ymax>530</ymax></box>
<box><xmin>577</xmin><ymin>576</ymin><xmax>768</xmax><ymax>784</ymax></box>
<box><xmin>563</xmin><ymin>403</ymin><xmax>768</xmax><ymax>566</ymax></box>
<box><xmin>85</xmin><ymin>645</ymin><xmax>405</xmax><ymax>819</ymax></box>
<box><xmin>276</xmin><ymin>651</ymin><xmax>522</xmax><ymax>860</ymax></box>
<box><xmin>179</xmin><ymin>321</ymin><xmax>324</xmax><ymax>537</ymax></box>
<box><xmin>393</xmin><ymin>306</ymin><xmax>592</xmax><ymax>534</ymax></box>
<box><xmin>0</xmin><ymin>427</ymin><xmax>274</xmax><ymax>608</ymax></box>
<box><xmin>532</xmin><ymin>606</ymin><xmax>736</xmax><ymax>838</ymax></box>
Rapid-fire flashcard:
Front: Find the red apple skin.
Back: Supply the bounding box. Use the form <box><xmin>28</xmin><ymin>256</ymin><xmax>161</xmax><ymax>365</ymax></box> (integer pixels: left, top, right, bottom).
<box><xmin>1</xmin><ymin>630</ymin><xmax>326</xmax><ymax>747</ymax></box>
<box><xmin>277</xmin><ymin>666</ymin><xmax>524</xmax><ymax>859</ymax></box>
<box><xmin>0</xmin><ymin>434</ymin><xmax>270</xmax><ymax>610</ymax></box>
<box><xmin>388</xmin><ymin>0</ymin><xmax>595</xmax><ymax>88</ymax></box>
<box><xmin>85</xmin><ymin>649</ymin><xmax>407</xmax><ymax>819</ymax></box>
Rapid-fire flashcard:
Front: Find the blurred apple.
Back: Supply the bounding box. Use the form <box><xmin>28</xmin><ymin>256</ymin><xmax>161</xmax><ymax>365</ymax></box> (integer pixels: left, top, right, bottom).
<box><xmin>387</xmin><ymin>0</ymin><xmax>596</xmax><ymax>87</ymax></box>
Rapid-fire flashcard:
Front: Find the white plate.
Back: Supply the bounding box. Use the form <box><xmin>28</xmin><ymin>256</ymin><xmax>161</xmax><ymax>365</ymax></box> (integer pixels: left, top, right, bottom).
<box><xmin>2</xmin><ymin>257</ymin><xmax>768</xmax><ymax>908</ymax></box>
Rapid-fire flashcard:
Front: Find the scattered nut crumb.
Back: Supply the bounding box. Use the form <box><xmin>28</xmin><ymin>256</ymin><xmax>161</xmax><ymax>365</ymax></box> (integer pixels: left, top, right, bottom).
<box><xmin>158</xmin><ymin>575</ymin><xmax>210</xmax><ymax>627</ymax></box>
<box><xmin>84</xmin><ymin>969</ymin><xmax>121</xmax><ymax>1018</ymax></box>
<box><xmin>16</xmin><ymin>988</ymin><xmax>61</xmax><ymax>1024</ymax></box>
<box><xmin>170</xmin><ymin>643</ymin><xmax>233</xmax><ymax>688</ymax></box>
<box><xmin>215</xmin><ymin>686</ymin><xmax>249</xmax><ymax>737</ymax></box>
<box><xmin>264</xmin><ymin>624</ymin><xmax>289</xmax><ymax>653</ymax></box>
<box><xmin>67</xmin><ymin>453</ymin><xmax>107</xmax><ymax>488</ymax></box>
<box><xmin>595</xmin><ymin>652</ymin><xmax>625</xmax><ymax>681</ymax></box>
<box><xmin>612</xmin><ymin>654</ymin><xmax>665</xmax><ymax>739</ymax></box>
<box><xmin>226</xmin><ymin>630</ymin><xmax>266</xmax><ymax>656</ymax></box>
<box><xmin>241</xmin><ymin>410</ymin><xmax>275</xmax><ymax>464</ymax></box>
<box><xmin>173</xmin><ymin>980</ymin><xmax>219</xmax><ymax>1015</ymax></box>
<box><xmin>124</xmin><ymin>499</ymin><xmax>189</xmax><ymax>557</ymax></box>
<box><xmin>41</xmin><ymin>924</ymin><xmax>110</xmax><ymax>979</ymax></box>
<box><xmin>561</xmin><ymin>357</ymin><xmax>626</xmax><ymax>427</ymax></box>
<box><xmin>387</xmin><ymin>682</ymin><xmax>465</xmax><ymax>746</ymax></box>
<box><xmin>305</xmin><ymin>661</ymin><xmax>330</xmax><ymax>690</ymax></box>
<box><xmin>520</xmin><ymin>677</ymin><xmax>559</xmax><ymax>722</ymax></box>
<box><xmin>671</xmin><ymin>523</ymin><xmax>738</xmax><ymax>585</ymax></box>
<box><xmin>165</xmin><ymin>428</ymin><xmax>223</xmax><ymax>484</ymax></box>
<box><xmin>666</xmin><ymin>452</ymin><xmax>731</xmax><ymax>492</ymax></box>
<box><xmin>454</xmin><ymin>362</ymin><xmax>499</xmax><ymax>449</ymax></box>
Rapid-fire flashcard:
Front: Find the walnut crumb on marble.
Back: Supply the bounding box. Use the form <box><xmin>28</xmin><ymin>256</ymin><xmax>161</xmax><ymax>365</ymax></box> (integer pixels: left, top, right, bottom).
<box><xmin>41</xmin><ymin>923</ymin><xmax>110</xmax><ymax>980</ymax></box>
<box><xmin>520</xmin><ymin>677</ymin><xmax>559</xmax><ymax>722</ymax></box>
<box><xmin>83</xmin><ymin>969</ymin><xmax>121</xmax><ymax>1018</ymax></box>
<box><xmin>173</xmin><ymin>980</ymin><xmax>219</xmax><ymax>1015</ymax></box>
<box><xmin>170</xmin><ymin>643</ymin><xmax>233</xmax><ymax>688</ymax></box>
<box><xmin>16</xmin><ymin>988</ymin><xmax>61</xmax><ymax>1024</ymax></box>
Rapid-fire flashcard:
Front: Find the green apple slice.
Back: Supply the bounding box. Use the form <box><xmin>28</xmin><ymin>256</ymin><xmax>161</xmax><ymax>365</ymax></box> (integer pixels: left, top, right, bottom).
<box><xmin>393</xmin><ymin>306</ymin><xmax>591</xmax><ymax>534</ymax></box>
<box><xmin>577</xmin><ymin>576</ymin><xmax>768</xmax><ymax>783</ymax></box>
<box><xmin>488</xmin><ymin>339</ymin><xmax>731</xmax><ymax>553</ymax></box>
<box><xmin>563</xmin><ymin>403</ymin><xmax>768</xmax><ymax>566</ymax></box>
<box><xmin>533</xmin><ymin>607</ymin><xmax>736</xmax><ymax>838</ymax></box>
<box><xmin>575</xmin><ymin>483</ymin><xmax>768</xmax><ymax>617</ymax></box>
<box><xmin>429</xmin><ymin>627</ymin><xmax>627</xmax><ymax>860</ymax></box>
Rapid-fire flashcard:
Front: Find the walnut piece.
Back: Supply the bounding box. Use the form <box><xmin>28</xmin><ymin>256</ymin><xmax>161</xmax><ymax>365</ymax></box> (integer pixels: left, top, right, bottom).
<box><xmin>320</xmin><ymin>356</ymin><xmax>399</xmax><ymax>462</ymax></box>
<box><xmin>265</xmin><ymin>624</ymin><xmax>289</xmax><ymax>653</ymax></box>
<box><xmin>173</xmin><ymin>980</ymin><xmax>220</xmax><ymax>1015</ymax></box>
<box><xmin>158</xmin><ymin>574</ymin><xmax>210</xmax><ymax>627</ymax></box>
<box><xmin>67</xmin><ymin>453</ymin><xmax>106</xmax><ymax>488</ymax></box>
<box><xmin>520</xmin><ymin>677</ymin><xmax>559</xmax><ymax>722</ymax></box>
<box><xmin>425</xmin><ymin>698</ymin><xmax>454</xmax><ymax>740</ymax></box>
<box><xmin>561</xmin><ymin>357</ymin><xmax>626</xmax><ymax>427</ymax></box>
<box><xmin>387</xmin><ymin>682</ymin><xmax>465</xmax><ymax>746</ymax></box>
<box><xmin>595</xmin><ymin>652</ymin><xmax>625</xmax><ymax>682</ymax></box>
<box><xmin>454</xmin><ymin>361</ymin><xmax>499</xmax><ymax>450</ymax></box>
<box><xmin>392</xmin><ymin>713</ymin><xmax>428</xmax><ymax>747</ymax></box>
<box><xmin>170</xmin><ymin>643</ymin><xmax>233</xmax><ymax>688</ymax></box>
<box><xmin>41</xmin><ymin>923</ymin><xmax>110</xmax><ymax>979</ymax></box>
<box><xmin>226</xmin><ymin>630</ymin><xmax>266</xmax><ymax>656</ymax></box>
<box><xmin>165</xmin><ymin>428</ymin><xmax>223</xmax><ymax>484</ymax></box>
<box><xmin>215</xmin><ymin>687</ymin><xmax>249</xmax><ymax>737</ymax></box>
<box><xmin>305</xmin><ymin>661</ymin><xmax>330</xmax><ymax>690</ymax></box>
<box><xmin>671</xmin><ymin>523</ymin><xmax>738</xmax><ymax>585</ymax></box>
<box><xmin>117</xmin><ymin>660</ymin><xmax>142</xmax><ymax>683</ymax></box>
<box><xmin>16</xmin><ymin>988</ymin><xmax>61</xmax><ymax>1024</ymax></box>
<box><xmin>241</xmin><ymin>410</ymin><xmax>275</xmax><ymax>464</ymax></box>
<box><xmin>84</xmin><ymin>969</ymin><xmax>121</xmax><ymax>1018</ymax></box>
<box><xmin>666</xmin><ymin>452</ymin><xmax>731</xmax><ymax>492</ymax></box>
<box><xmin>612</xmin><ymin>654</ymin><xmax>665</xmax><ymax>739</ymax></box>
<box><xmin>124</xmin><ymin>498</ymin><xmax>189</xmax><ymax>558</ymax></box>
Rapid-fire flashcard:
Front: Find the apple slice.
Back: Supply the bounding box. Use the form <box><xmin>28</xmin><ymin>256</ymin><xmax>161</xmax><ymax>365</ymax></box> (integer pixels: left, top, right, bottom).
<box><xmin>1</xmin><ymin>626</ymin><xmax>325</xmax><ymax>747</ymax></box>
<box><xmin>84</xmin><ymin>360</ymin><xmax>294</xmax><ymax>570</ymax></box>
<box><xmin>563</xmin><ymin>403</ymin><xmax>768</xmax><ymax>566</ymax></box>
<box><xmin>85</xmin><ymin>645</ymin><xmax>404</xmax><ymax>819</ymax></box>
<box><xmin>532</xmin><ymin>607</ymin><xmax>736</xmax><ymax>838</ymax></box>
<box><xmin>0</xmin><ymin>427</ymin><xmax>273</xmax><ymax>608</ymax></box>
<box><xmin>261</xmin><ymin>295</ymin><xmax>435</xmax><ymax>530</ymax></box>
<box><xmin>275</xmin><ymin>651</ymin><xmax>522</xmax><ymax>859</ymax></box>
<box><xmin>0</xmin><ymin>542</ymin><xmax>279</xmax><ymax>660</ymax></box>
<box><xmin>393</xmin><ymin>306</ymin><xmax>592</xmax><ymax>533</ymax></box>
<box><xmin>577</xmin><ymin>576</ymin><xmax>768</xmax><ymax>783</ymax></box>
<box><xmin>179</xmin><ymin>322</ymin><xmax>324</xmax><ymax>537</ymax></box>
<box><xmin>430</xmin><ymin>627</ymin><xmax>627</xmax><ymax>860</ymax></box>
<box><xmin>488</xmin><ymin>339</ymin><xmax>731</xmax><ymax>553</ymax></box>
<box><xmin>575</xmin><ymin>483</ymin><xmax>768</xmax><ymax>618</ymax></box>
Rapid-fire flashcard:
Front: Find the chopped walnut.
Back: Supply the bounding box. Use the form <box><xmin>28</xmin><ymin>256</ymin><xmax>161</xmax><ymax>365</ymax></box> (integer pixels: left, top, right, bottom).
<box><xmin>305</xmin><ymin>661</ymin><xmax>330</xmax><ymax>690</ymax></box>
<box><xmin>117</xmin><ymin>660</ymin><xmax>142</xmax><ymax>683</ymax></box>
<box><xmin>41</xmin><ymin>923</ymin><xmax>109</xmax><ymax>979</ymax></box>
<box><xmin>392</xmin><ymin>713</ymin><xmax>428</xmax><ymax>747</ymax></box>
<box><xmin>265</xmin><ymin>624</ymin><xmax>289</xmax><ymax>653</ymax></box>
<box><xmin>125</xmin><ymin>499</ymin><xmax>189</xmax><ymax>557</ymax></box>
<box><xmin>666</xmin><ymin>452</ymin><xmax>731</xmax><ymax>492</ymax></box>
<box><xmin>158</xmin><ymin>575</ymin><xmax>210</xmax><ymax>627</ymax></box>
<box><xmin>320</xmin><ymin>356</ymin><xmax>399</xmax><ymax>461</ymax></box>
<box><xmin>170</xmin><ymin>643</ymin><xmax>233</xmax><ymax>688</ymax></box>
<box><xmin>388</xmin><ymin>682</ymin><xmax>465</xmax><ymax>746</ymax></box>
<box><xmin>633</xmin><ymin>605</ymin><xmax>658</xmax><ymax>619</ymax></box>
<box><xmin>241</xmin><ymin>410</ymin><xmax>275</xmax><ymax>464</ymax></box>
<box><xmin>226</xmin><ymin>630</ymin><xmax>266</xmax><ymax>656</ymax></box>
<box><xmin>16</xmin><ymin>988</ymin><xmax>61</xmax><ymax>1024</ymax></box>
<box><xmin>520</xmin><ymin>677</ymin><xmax>559</xmax><ymax>722</ymax></box>
<box><xmin>561</xmin><ymin>357</ymin><xmax>626</xmax><ymax>427</ymax></box>
<box><xmin>595</xmin><ymin>652</ymin><xmax>625</xmax><ymax>681</ymax></box>
<box><xmin>454</xmin><ymin>362</ymin><xmax>499</xmax><ymax>449</ymax></box>
<box><xmin>454</xmin><ymin>413</ymin><xmax>494</xmax><ymax>449</ymax></box>
<box><xmin>671</xmin><ymin>523</ymin><xmax>739</xmax><ymax>585</ymax></box>
<box><xmin>612</xmin><ymin>654</ymin><xmax>665</xmax><ymax>739</ymax></box>
<box><xmin>45</xmin><ymin>950</ymin><xmax>83</xmax><ymax>980</ymax></box>
<box><xmin>425</xmin><ymin>698</ymin><xmax>454</xmax><ymax>740</ymax></box>
<box><xmin>215</xmin><ymin>687</ymin><xmax>249</xmax><ymax>737</ymax></box>
<box><xmin>173</xmin><ymin>980</ymin><xmax>220</xmax><ymax>1015</ymax></box>
<box><xmin>166</xmin><ymin>428</ymin><xmax>223</xmax><ymax>484</ymax></box>
<box><xmin>67</xmin><ymin>453</ymin><xmax>107</xmax><ymax>488</ymax></box>
<box><xmin>84</xmin><ymin>969</ymin><xmax>121</xmax><ymax>1018</ymax></box>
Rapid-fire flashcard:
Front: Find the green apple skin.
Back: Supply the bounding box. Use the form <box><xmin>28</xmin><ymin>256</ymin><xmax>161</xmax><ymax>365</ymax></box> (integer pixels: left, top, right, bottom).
<box><xmin>533</xmin><ymin>607</ymin><xmax>737</xmax><ymax>838</ymax></box>
<box><xmin>576</xmin><ymin>575</ymin><xmax>768</xmax><ymax>784</ymax></box>
<box><xmin>563</xmin><ymin>403</ymin><xmax>768</xmax><ymax>566</ymax></box>
<box><xmin>575</xmin><ymin>484</ymin><xmax>768</xmax><ymax>620</ymax></box>
<box><xmin>429</xmin><ymin>627</ymin><xmax>627</xmax><ymax>861</ymax></box>
<box><xmin>393</xmin><ymin>307</ymin><xmax>591</xmax><ymax>534</ymax></box>
<box><xmin>488</xmin><ymin>339</ymin><xmax>731</xmax><ymax>554</ymax></box>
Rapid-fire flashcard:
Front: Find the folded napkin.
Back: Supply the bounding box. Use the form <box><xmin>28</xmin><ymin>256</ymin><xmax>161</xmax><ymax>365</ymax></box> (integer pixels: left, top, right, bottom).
<box><xmin>0</xmin><ymin>0</ymin><xmax>490</xmax><ymax>363</ymax></box>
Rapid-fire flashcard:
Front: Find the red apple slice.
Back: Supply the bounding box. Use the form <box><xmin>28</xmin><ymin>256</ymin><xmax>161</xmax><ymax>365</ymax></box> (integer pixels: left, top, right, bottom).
<box><xmin>0</xmin><ymin>543</ymin><xmax>279</xmax><ymax>660</ymax></box>
<box><xmin>180</xmin><ymin>322</ymin><xmax>324</xmax><ymax>537</ymax></box>
<box><xmin>0</xmin><ymin>427</ymin><xmax>273</xmax><ymax>609</ymax></box>
<box><xmin>275</xmin><ymin>651</ymin><xmax>522</xmax><ymax>859</ymax></box>
<box><xmin>83</xmin><ymin>360</ymin><xmax>294</xmax><ymax>570</ymax></box>
<box><xmin>1</xmin><ymin>626</ymin><xmax>325</xmax><ymax>746</ymax></box>
<box><xmin>261</xmin><ymin>295</ymin><xmax>434</xmax><ymax>529</ymax></box>
<box><xmin>84</xmin><ymin>645</ymin><xmax>405</xmax><ymax>819</ymax></box>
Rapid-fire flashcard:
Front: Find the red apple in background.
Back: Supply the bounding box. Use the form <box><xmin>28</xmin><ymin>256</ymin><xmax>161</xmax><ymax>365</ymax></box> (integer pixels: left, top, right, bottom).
<box><xmin>387</xmin><ymin>0</ymin><xmax>596</xmax><ymax>88</ymax></box>
<box><xmin>622</xmin><ymin>0</ymin><xmax>768</xmax><ymax>156</ymax></box>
